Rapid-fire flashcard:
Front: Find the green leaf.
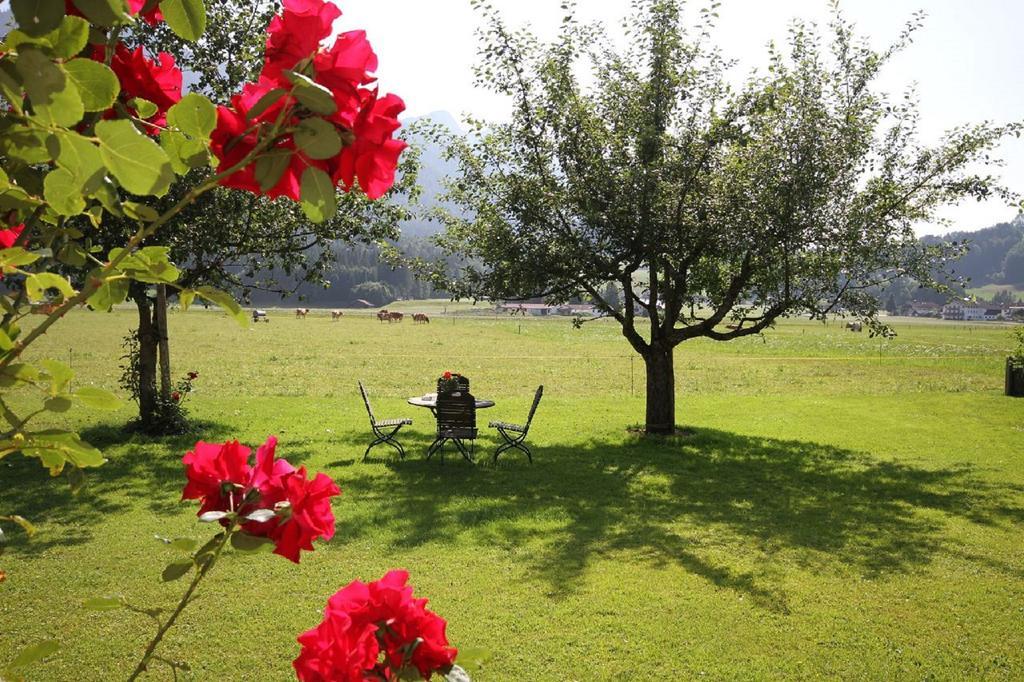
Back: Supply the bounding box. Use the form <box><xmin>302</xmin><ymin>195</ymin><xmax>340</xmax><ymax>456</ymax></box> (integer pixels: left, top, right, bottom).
<box><xmin>245</xmin><ymin>87</ymin><xmax>287</xmax><ymax>120</ymax></box>
<box><xmin>230</xmin><ymin>531</ymin><xmax>273</xmax><ymax>553</ymax></box>
<box><xmin>454</xmin><ymin>648</ymin><xmax>492</xmax><ymax>674</ymax></box>
<box><xmin>64</xmin><ymin>58</ymin><xmax>120</xmax><ymax>112</ymax></box>
<box><xmin>43</xmin><ymin>396</ymin><xmax>73</xmax><ymax>412</ymax></box>
<box><xmin>160</xmin><ymin>130</ymin><xmax>208</xmax><ymax>174</ymax></box>
<box><xmin>72</xmin><ymin>386</ymin><xmax>122</xmax><ymax>410</ymax></box>
<box><xmin>161</xmin><ymin>558</ymin><xmax>194</xmax><ymax>582</ymax></box>
<box><xmin>300</xmin><ymin>165</ymin><xmax>337</xmax><ymax>223</ymax></box>
<box><xmin>43</xmin><ymin>168</ymin><xmax>88</xmax><ymax>216</ymax></box>
<box><xmin>12</xmin><ymin>0</ymin><xmax>65</xmax><ymax>37</ymax></box>
<box><xmin>47</xmin><ymin>16</ymin><xmax>91</xmax><ymax>59</ymax></box>
<box><xmin>0</xmin><ymin>363</ymin><xmax>40</xmax><ymax>388</ymax></box>
<box><xmin>0</xmin><ymin>125</ymin><xmax>53</xmax><ymax>164</ymax></box>
<box><xmin>8</xmin><ymin>16</ymin><xmax>91</xmax><ymax>58</ymax></box>
<box><xmin>129</xmin><ymin>97</ymin><xmax>158</xmax><ymax>120</ymax></box>
<box><xmin>96</xmin><ymin>119</ymin><xmax>174</xmax><ymax>197</ymax></box>
<box><xmin>21</xmin><ymin>430</ymin><xmax>105</xmax><ymax>470</ymax></box>
<box><xmin>167</xmin><ymin>92</ymin><xmax>216</xmax><ymax>140</ymax></box>
<box><xmin>285</xmin><ymin>71</ymin><xmax>337</xmax><ymax>115</ymax></box>
<box><xmin>0</xmin><ymin>247</ymin><xmax>41</xmax><ymax>268</ymax></box>
<box><xmin>0</xmin><ymin>327</ymin><xmax>14</xmax><ymax>352</ymax></box>
<box><xmin>295</xmin><ymin>118</ymin><xmax>342</xmax><ymax>160</ymax></box>
<box><xmin>169</xmin><ymin>537</ymin><xmax>196</xmax><ymax>552</ymax></box>
<box><xmin>195</xmin><ymin>286</ymin><xmax>248</xmax><ymax>327</ymax></box>
<box><xmin>54</xmin><ymin>130</ymin><xmax>106</xmax><ymax>193</ymax></box>
<box><xmin>87</xmin><ymin>275</ymin><xmax>129</xmax><ymax>311</ymax></box>
<box><xmin>41</xmin><ymin>358</ymin><xmax>73</xmax><ymax>394</ymax></box>
<box><xmin>57</xmin><ymin>242</ymin><xmax>88</xmax><ymax>267</ymax></box>
<box><xmin>90</xmin><ymin>177</ymin><xmax>123</xmax><ymax>217</ymax></box>
<box><xmin>17</xmin><ymin>48</ymin><xmax>84</xmax><ymax>127</ymax></box>
<box><xmin>254</xmin><ymin>148</ymin><xmax>292</xmax><ymax>192</ymax></box>
<box><xmin>0</xmin><ymin>62</ymin><xmax>24</xmax><ymax>114</ymax></box>
<box><xmin>9</xmin><ymin>639</ymin><xmax>59</xmax><ymax>669</ymax></box>
<box><xmin>114</xmin><ymin>245</ymin><xmax>180</xmax><ymax>283</ymax></box>
<box><xmin>159</xmin><ymin>0</ymin><xmax>206</xmax><ymax>41</ymax></box>
<box><xmin>82</xmin><ymin>597</ymin><xmax>123</xmax><ymax>611</ymax></box>
<box><xmin>71</xmin><ymin>0</ymin><xmax>127</xmax><ymax>27</ymax></box>
<box><xmin>26</xmin><ymin>272</ymin><xmax>75</xmax><ymax>302</ymax></box>
<box><xmin>24</xmin><ymin>273</ymin><xmax>67</xmax><ymax>305</ymax></box>
<box><xmin>178</xmin><ymin>289</ymin><xmax>195</xmax><ymax>311</ymax></box>
<box><xmin>3</xmin><ymin>515</ymin><xmax>37</xmax><ymax>537</ymax></box>
<box><xmin>122</xmin><ymin>201</ymin><xmax>159</xmax><ymax>222</ymax></box>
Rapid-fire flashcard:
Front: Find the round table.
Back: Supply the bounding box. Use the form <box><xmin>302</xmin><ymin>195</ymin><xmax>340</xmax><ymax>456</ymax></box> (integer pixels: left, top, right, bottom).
<box><xmin>407</xmin><ymin>393</ymin><xmax>496</xmax><ymax>411</ymax></box>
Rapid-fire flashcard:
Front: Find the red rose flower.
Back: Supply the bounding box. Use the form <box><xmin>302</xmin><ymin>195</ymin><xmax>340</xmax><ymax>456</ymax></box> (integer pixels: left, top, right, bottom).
<box><xmin>213</xmin><ymin>0</ymin><xmax>406</xmax><ymax>204</ymax></box>
<box><xmin>66</xmin><ymin>0</ymin><xmax>163</xmax><ymax>25</ymax></box>
<box><xmin>263</xmin><ymin>0</ymin><xmax>341</xmax><ymax>84</ymax></box>
<box><xmin>294</xmin><ymin>570</ymin><xmax>458</xmax><ymax>681</ymax></box>
<box><xmin>256</xmin><ymin>465</ymin><xmax>340</xmax><ymax>563</ymax></box>
<box><xmin>181</xmin><ymin>436</ymin><xmax>339</xmax><ymax>563</ymax></box>
<box><xmin>442</xmin><ymin>371</ymin><xmax>452</xmax><ymax>380</ymax></box>
<box><xmin>171</xmin><ymin>391</ymin><xmax>181</xmax><ymax>402</ymax></box>
<box><xmin>187</xmin><ymin>371</ymin><xmax>199</xmax><ymax>380</ymax></box>
<box><xmin>210</xmin><ymin>79</ymin><xmax>322</xmax><ymax>201</ymax></box>
<box><xmin>332</xmin><ymin>90</ymin><xmax>407</xmax><ymax>199</ymax></box>
<box><xmin>181</xmin><ymin>440</ymin><xmax>252</xmax><ymax>515</ymax></box>
<box><xmin>312</xmin><ymin>29</ymin><xmax>378</xmax><ymax>116</ymax></box>
<box><xmin>246</xmin><ymin>435</ymin><xmax>295</xmax><ymax>497</ymax></box>
<box><xmin>99</xmin><ymin>43</ymin><xmax>182</xmax><ymax>127</ymax></box>
<box><xmin>0</xmin><ymin>223</ymin><xmax>24</xmax><ymax>249</ymax></box>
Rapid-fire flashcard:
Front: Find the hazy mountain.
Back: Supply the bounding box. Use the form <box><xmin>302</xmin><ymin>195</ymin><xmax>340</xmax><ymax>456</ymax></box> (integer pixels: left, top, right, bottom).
<box><xmin>398</xmin><ymin>111</ymin><xmax>465</xmax><ymax>237</ymax></box>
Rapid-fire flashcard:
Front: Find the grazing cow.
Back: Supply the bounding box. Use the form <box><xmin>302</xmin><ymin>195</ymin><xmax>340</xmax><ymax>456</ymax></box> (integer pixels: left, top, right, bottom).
<box><xmin>296</xmin><ymin>308</ymin><xmax>309</xmax><ymax>318</ymax></box>
<box><xmin>377</xmin><ymin>310</ymin><xmax>389</xmax><ymax>323</ymax></box>
<box><xmin>331</xmin><ymin>310</ymin><xmax>344</xmax><ymax>320</ymax></box>
<box><xmin>252</xmin><ymin>309</ymin><xmax>269</xmax><ymax>323</ymax></box>
<box><xmin>413</xmin><ymin>313</ymin><xmax>430</xmax><ymax>324</ymax></box>
<box><xmin>388</xmin><ymin>311</ymin><xmax>404</xmax><ymax>323</ymax></box>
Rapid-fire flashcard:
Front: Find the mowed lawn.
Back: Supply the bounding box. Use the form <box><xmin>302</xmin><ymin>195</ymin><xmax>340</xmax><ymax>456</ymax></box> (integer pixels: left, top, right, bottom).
<box><xmin>1</xmin><ymin>307</ymin><xmax>1023</xmax><ymax>680</ymax></box>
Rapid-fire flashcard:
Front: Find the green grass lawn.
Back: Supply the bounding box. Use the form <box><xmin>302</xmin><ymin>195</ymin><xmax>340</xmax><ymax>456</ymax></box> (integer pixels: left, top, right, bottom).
<box><xmin>1</xmin><ymin>308</ymin><xmax>1023</xmax><ymax>680</ymax></box>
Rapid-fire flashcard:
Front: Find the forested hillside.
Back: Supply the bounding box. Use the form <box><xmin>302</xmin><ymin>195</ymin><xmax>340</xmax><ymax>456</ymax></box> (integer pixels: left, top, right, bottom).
<box><xmin>921</xmin><ymin>214</ymin><xmax>1024</xmax><ymax>288</ymax></box>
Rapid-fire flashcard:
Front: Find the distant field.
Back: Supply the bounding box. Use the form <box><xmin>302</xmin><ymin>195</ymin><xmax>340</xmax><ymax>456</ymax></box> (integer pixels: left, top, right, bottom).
<box><xmin>1</xmin><ymin>307</ymin><xmax>1022</xmax><ymax>680</ymax></box>
<box><xmin>966</xmin><ymin>282</ymin><xmax>1024</xmax><ymax>300</ymax></box>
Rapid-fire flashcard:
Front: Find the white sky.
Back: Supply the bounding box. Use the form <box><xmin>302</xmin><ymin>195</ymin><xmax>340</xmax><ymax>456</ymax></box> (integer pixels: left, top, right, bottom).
<box><xmin>335</xmin><ymin>0</ymin><xmax>1023</xmax><ymax>235</ymax></box>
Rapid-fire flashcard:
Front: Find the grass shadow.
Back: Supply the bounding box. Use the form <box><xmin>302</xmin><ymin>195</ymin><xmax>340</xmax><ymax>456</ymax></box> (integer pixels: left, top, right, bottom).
<box><xmin>327</xmin><ymin>426</ymin><xmax>1024</xmax><ymax>611</ymax></box>
<box><xmin>0</xmin><ymin>419</ymin><xmax>321</xmax><ymax>555</ymax></box>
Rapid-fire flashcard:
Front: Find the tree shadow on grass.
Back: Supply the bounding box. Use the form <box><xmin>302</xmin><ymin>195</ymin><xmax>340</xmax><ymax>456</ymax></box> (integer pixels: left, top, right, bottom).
<box><xmin>0</xmin><ymin>419</ymin><xmax>318</xmax><ymax>556</ymax></box>
<box><xmin>326</xmin><ymin>427</ymin><xmax>1024</xmax><ymax>612</ymax></box>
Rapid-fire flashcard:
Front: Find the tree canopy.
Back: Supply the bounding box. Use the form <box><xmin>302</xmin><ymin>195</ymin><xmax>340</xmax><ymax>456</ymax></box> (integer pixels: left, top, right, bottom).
<box><xmin>434</xmin><ymin>0</ymin><xmax>1021</xmax><ymax>433</ymax></box>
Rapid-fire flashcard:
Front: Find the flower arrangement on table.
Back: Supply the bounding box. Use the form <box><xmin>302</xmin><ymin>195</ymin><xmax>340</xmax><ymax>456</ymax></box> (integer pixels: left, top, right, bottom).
<box><xmin>437</xmin><ymin>371</ymin><xmax>469</xmax><ymax>394</ymax></box>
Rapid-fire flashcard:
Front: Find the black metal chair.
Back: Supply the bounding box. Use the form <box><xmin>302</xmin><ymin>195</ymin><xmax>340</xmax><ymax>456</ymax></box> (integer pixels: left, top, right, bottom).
<box><xmin>427</xmin><ymin>390</ymin><xmax>477</xmax><ymax>464</ymax></box>
<box><xmin>358</xmin><ymin>381</ymin><xmax>412</xmax><ymax>460</ymax></box>
<box><xmin>489</xmin><ymin>385</ymin><xmax>543</xmax><ymax>463</ymax></box>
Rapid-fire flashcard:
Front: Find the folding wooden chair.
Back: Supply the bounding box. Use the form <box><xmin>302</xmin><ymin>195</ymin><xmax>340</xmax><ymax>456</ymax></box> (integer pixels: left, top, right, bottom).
<box><xmin>427</xmin><ymin>390</ymin><xmax>477</xmax><ymax>464</ymax></box>
<box><xmin>358</xmin><ymin>381</ymin><xmax>412</xmax><ymax>460</ymax></box>
<box><xmin>489</xmin><ymin>385</ymin><xmax>543</xmax><ymax>463</ymax></box>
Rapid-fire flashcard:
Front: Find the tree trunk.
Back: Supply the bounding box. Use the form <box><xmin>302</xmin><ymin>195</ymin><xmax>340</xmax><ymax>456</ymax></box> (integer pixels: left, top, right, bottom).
<box><xmin>133</xmin><ymin>285</ymin><xmax>159</xmax><ymax>425</ymax></box>
<box><xmin>643</xmin><ymin>344</ymin><xmax>675</xmax><ymax>435</ymax></box>
<box><xmin>155</xmin><ymin>285</ymin><xmax>172</xmax><ymax>397</ymax></box>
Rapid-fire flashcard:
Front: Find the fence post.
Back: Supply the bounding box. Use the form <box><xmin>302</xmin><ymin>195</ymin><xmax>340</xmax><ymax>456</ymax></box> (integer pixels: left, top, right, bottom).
<box><xmin>630</xmin><ymin>355</ymin><xmax>634</xmax><ymax>396</ymax></box>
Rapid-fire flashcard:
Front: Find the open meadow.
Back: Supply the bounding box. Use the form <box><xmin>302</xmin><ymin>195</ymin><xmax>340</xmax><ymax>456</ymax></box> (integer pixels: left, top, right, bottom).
<box><xmin>2</xmin><ymin>307</ymin><xmax>1023</xmax><ymax>680</ymax></box>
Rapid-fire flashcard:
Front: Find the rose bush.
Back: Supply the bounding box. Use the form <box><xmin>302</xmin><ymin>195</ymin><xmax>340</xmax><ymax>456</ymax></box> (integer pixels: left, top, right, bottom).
<box><xmin>0</xmin><ymin>0</ymin><xmax>476</xmax><ymax>679</ymax></box>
